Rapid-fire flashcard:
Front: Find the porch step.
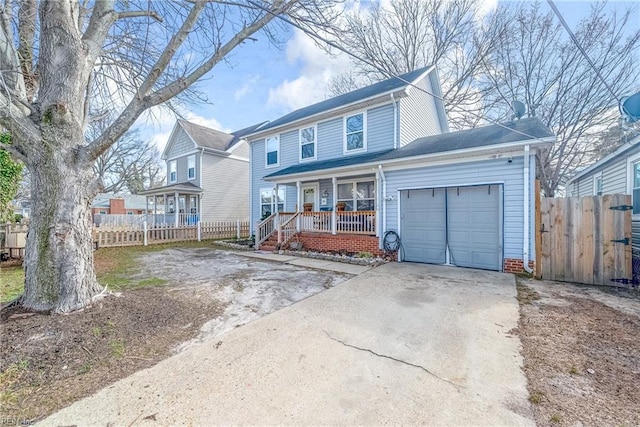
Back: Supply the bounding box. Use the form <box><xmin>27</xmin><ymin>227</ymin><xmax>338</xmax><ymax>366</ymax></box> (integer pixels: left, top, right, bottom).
<box><xmin>260</xmin><ymin>244</ymin><xmax>277</xmax><ymax>252</ymax></box>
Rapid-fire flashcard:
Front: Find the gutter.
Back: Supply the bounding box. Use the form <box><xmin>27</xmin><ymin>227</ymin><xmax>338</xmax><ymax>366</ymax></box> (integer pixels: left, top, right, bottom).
<box><xmin>523</xmin><ymin>144</ymin><xmax>533</xmax><ymax>274</ymax></box>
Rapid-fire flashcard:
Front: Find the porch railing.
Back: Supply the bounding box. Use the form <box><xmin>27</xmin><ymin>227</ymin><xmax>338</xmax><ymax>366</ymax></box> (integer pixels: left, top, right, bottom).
<box><xmin>278</xmin><ymin>212</ymin><xmax>300</xmax><ymax>246</ymax></box>
<box><xmin>336</xmin><ymin>210</ymin><xmax>376</xmax><ymax>235</ymax></box>
<box><xmin>300</xmin><ymin>211</ymin><xmax>332</xmax><ymax>233</ymax></box>
<box><xmin>256</xmin><ymin>213</ymin><xmax>277</xmax><ymax>249</ymax></box>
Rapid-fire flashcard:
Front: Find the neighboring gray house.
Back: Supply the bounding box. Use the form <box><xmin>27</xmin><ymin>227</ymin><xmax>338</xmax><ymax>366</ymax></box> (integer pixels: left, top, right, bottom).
<box><xmin>566</xmin><ymin>134</ymin><xmax>640</xmax><ymax>250</ymax></box>
<box><xmin>140</xmin><ymin>120</ymin><xmax>264</xmax><ymax>224</ymax></box>
<box><xmin>247</xmin><ymin>66</ymin><xmax>555</xmax><ymax>273</ymax></box>
<box><xmin>567</xmin><ymin>134</ymin><xmax>640</xmax><ymax>204</ymax></box>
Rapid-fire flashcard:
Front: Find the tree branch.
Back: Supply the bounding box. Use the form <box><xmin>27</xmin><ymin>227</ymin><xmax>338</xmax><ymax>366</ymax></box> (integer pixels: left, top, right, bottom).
<box><xmin>116</xmin><ymin>10</ymin><xmax>163</xmax><ymax>22</ymax></box>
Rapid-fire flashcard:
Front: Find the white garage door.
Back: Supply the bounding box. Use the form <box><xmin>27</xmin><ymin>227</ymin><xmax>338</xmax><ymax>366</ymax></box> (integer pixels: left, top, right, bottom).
<box><xmin>400</xmin><ymin>185</ymin><xmax>502</xmax><ymax>271</ymax></box>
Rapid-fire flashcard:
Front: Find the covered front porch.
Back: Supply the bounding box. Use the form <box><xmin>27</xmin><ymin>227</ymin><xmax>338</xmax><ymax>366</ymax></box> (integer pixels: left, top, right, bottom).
<box><xmin>256</xmin><ymin>173</ymin><xmax>382</xmax><ymax>250</ymax></box>
<box><xmin>138</xmin><ymin>182</ymin><xmax>203</xmax><ymax>227</ymax></box>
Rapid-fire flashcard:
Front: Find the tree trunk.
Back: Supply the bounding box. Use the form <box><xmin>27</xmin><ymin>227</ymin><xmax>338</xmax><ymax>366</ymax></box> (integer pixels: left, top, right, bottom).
<box><xmin>21</xmin><ymin>132</ymin><xmax>101</xmax><ymax>313</ymax></box>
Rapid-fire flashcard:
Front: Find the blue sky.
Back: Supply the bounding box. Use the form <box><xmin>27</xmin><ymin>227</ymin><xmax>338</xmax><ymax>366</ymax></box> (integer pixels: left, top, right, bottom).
<box><xmin>141</xmin><ymin>0</ymin><xmax>640</xmax><ymax>153</ymax></box>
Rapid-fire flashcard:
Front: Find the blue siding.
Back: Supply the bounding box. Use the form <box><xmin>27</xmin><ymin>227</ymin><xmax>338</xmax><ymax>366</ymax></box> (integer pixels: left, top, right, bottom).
<box><xmin>367</xmin><ymin>103</ymin><xmax>395</xmax><ymax>153</ymax></box>
<box><xmin>317</xmin><ymin>117</ymin><xmax>343</xmax><ymax>160</ymax></box>
<box><xmin>384</xmin><ymin>157</ymin><xmax>532</xmax><ymax>261</ymax></box>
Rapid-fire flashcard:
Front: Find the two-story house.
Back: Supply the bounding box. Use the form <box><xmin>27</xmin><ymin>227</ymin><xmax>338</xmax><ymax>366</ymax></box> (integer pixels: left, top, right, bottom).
<box><xmin>247</xmin><ymin>66</ymin><xmax>555</xmax><ymax>273</ymax></box>
<box><xmin>139</xmin><ymin>119</ymin><xmax>265</xmax><ymax>225</ymax></box>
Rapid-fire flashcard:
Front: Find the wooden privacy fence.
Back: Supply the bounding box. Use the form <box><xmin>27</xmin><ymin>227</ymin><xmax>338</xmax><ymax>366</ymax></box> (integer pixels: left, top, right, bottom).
<box><xmin>93</xmin><ymin>220</ymin><xmax>250</xmax><ymax>248</ymax></box>
<box><xmin>538</xmin><ymin>194</ymin><xmax>631</xmax><ymax>286</ymax></box>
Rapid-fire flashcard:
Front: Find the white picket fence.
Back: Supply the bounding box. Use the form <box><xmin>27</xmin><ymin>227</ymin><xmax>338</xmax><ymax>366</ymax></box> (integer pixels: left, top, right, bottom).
<box><xmin>1</xmin><ymin>221</ymin><xmax>251</xmax><ymax>256</ymax></box>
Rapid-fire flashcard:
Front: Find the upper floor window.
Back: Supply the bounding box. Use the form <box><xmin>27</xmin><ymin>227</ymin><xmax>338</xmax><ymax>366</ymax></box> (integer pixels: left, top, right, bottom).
<box><xmin>188</xmin><ymin>155</ymin><xmax>196</xmax><ymax>180</ymax></box>
<box><xmin>266</xmin><ymin>136</ymin><xmax>279</xmax><ymax>167</ymax></box>
<box><xmin>344</xmin><ymin>112</ymin><xmax>366</xmax><ymax>153</ymax></box>
<box><xmin>300</xmin><ymin>126</ymin><xmax>316</xmax><ymax>161</ymax></box>
<box><xmin>169</xmin><ymin>160</ymin><xmax>177</xmax><ymax>183</ymax></box>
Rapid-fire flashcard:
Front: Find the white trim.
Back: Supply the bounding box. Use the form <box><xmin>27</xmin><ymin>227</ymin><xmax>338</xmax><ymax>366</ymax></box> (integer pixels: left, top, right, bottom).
<box><xmin>198</xmin><ymin>148</ymin><xmax>203</xmax><ymax>188</ymax></box>
<box><xmin>227</xmin><ymin>155</ymin><xmax>250</xmax><ymax>163</ymax></box>
<box><xmin>168</xmin><ymin>160</ymin><xmax>177</xmax><ymax>184</ymax></box>
<box><xmin>625</xmin><ymin>151</ymin><xmax>640</xmax><ymax>194</ymax></box>
<box><xmin>187</xmin><ymin>154</ymin><xmax>196</xmax><ymax>181</ymax></box>
<box><xmin>343</xmin><ymin>111</ymin><xmax>367</xmax><ymax>155</ymax></box>
<box><xmin>300</xmin><ymin>183</ymin><xmax>320</xmax><ymax>211</ymax></box>
<box><xmin>227</xmin><ymin>139</ymin><xmax>247</xmax><ymax>154</ymax></box>
<box><xmin>249</xmin><ymin>144</ymin><xmax>253</xmax><ymax>230</ymax></box>
<box><xmin>336</xmin><ymin>179</ymin><xmax>375</xmax><ymax>211</ymax></box>
<box><xmin>395</xmin><ymin>181</ymin><xmax>506</xmax><ymax>192</ymax></box>
<box><xmin>265</xmin><ymin>139</ymin><xmax>553</xmax><ymax>184</ymax></box>
<box><xmin>265</xmin><ymin>135</ymin><xmax>280</xmax><ymax>168</ymax></box>
<box><xmin>593</xmin><ymin>171</ymin><xmax>603</xmax><ymax>195</ymax></box>
<box><xmin>165</xmin><ymin>149</ymin><xmax>200</xmax><ymax>162</ymax></box>
<box><xmin>299</xmin><ymin>125</ymin><xmax>317</xmax><ymax>162</ymax></box>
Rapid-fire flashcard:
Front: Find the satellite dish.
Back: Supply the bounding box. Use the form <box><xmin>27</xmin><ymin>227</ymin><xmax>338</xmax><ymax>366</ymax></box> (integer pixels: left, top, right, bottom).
<box><xmin>620</xmin><ymin>92</ymin><xmax>640</xmax><ymax>123</ymax></box>
<box><xmin>511</xmin><ymin>100</ymin><xmax>526</xmax><ymax>120</ymax></box>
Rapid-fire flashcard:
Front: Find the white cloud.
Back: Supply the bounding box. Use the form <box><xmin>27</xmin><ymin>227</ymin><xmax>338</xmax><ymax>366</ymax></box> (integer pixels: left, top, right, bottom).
<box><xmin>267</xmin><ymin>29</ymin><xmax>352</xmax><ymax>112</ymax></box>
<box><xmin>234</xmin><ymin>74</ymin><xmax>261</xmax><ymax>101</ymax></box>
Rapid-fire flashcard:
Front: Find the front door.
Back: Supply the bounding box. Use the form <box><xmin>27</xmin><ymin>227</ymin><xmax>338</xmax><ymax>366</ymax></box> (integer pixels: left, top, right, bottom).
<box><xmin>301</xmin><ymin>184</ymin><xmax>319</xmax><ymax>211</ymax></box>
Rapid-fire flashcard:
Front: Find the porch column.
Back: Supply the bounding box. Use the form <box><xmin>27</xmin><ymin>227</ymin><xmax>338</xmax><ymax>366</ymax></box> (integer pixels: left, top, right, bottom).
<box><xmin>375</xmin><ymin>170</ymin><xmax>381</xmax><ymax>238</ymax></box>
<box><xmin>174</xmin><ymin>191</ymin><xmax>179</xmax><ymax>227</ymax></box>
<box><xmin>296</xmin><ymin>181</ymin><xmax>301</xmax><ymax>232</ymax></box>
<box><xmin>332</xmin><ymin>177</ymin><xmax>337</xmax><ymax>235</ymax></box>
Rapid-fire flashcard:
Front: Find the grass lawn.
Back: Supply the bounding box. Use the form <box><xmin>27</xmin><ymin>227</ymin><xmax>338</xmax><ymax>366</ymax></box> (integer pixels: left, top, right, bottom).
<box><xmin>0</xmin><ymin>240</ymin><xmax>216</xmax><ymax>303</ymax></box>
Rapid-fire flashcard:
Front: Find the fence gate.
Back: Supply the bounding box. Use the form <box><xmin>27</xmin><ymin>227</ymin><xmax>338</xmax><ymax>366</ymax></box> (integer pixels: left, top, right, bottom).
<box><xmin>539</xmin><ymin>195</ymin><xmax>632</xmax><ymax>286</ymax></box>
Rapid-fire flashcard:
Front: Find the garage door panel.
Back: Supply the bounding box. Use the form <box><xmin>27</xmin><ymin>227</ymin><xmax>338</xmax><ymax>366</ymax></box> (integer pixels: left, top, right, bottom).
<box><xmin>447</xmin><ymin>186</ymin><xmax>500</xmax><ymax>271</ymax></box>
<box><xmin>400</xmin><ymin>189</ymin><xmax>446</xmax><ymax>264</ymax></box>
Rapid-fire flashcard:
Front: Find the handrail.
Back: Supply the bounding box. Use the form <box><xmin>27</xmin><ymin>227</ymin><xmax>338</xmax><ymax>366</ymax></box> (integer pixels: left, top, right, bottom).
<box><xmin>256</xmin><ymin>212</ymin><xmax>277</xmax><ymax>249</ymax></box>
<box><xmin>278</xmin><ymin>212</ymin><xmax>300</xmax><ymax>246</ymax></box>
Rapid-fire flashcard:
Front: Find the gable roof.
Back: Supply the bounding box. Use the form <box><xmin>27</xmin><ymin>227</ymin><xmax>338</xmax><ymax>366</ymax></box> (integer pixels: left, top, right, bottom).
<box><xmin>163</xmin><ymin>120</ymin><xmax>268</xmax><ymax>159</ymax></box>
<box><xmin>566</xmin><ymin>133</ymin><xmax>640</xmax><ymax>185</ymax></box>
<box><xmin>250</xmin><ymin>66</ymin><xmax>436</xmax><ymax>137</ymax></box>
<box><xmin>264</xmin><ymin>117</ymin><xmax>554</xmax><ymax>179</ymax></box>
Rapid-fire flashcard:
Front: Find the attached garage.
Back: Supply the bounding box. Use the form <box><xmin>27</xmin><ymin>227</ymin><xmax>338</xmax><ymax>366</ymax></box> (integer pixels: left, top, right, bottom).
<box><xmin>400</xmin><ymin>185</ymin><xmax>502</xmax><ymax>271</ymax></box>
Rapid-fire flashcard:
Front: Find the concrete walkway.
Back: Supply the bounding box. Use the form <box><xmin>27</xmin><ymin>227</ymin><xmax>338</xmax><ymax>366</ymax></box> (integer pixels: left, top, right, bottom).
<box><xmin>239</xmin><ymin>250</ymin><xmax>373</xmax><ymax>275</ymax></box>
<box><xmin>41</xmin><ymin>263</ymin><xmax>533</xmax><ymax>426</ymax></box>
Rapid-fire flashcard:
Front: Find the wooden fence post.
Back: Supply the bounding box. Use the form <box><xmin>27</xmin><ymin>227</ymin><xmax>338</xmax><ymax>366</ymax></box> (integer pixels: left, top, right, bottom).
<box><xmin>143</xmin><ymin>221</ymin><xmax>148</xmax><ymax>246</ymax></box>
<box><xmin>197</xmin><ymin>221</ymin><xmax>201</xmax><ymax>242</ymax></box>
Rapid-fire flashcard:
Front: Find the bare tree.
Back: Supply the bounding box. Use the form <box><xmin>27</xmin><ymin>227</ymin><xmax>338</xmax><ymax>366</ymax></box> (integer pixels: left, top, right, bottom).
<box><xmin>0</xmin><ymin>0</ymin><xmax>339</xmax><ymax>313</ymax></box>
<box><xmin>481</xmin><ymin>2</ymin><xmax>640</xmax><ymax>196</ymax></box>
<box><xmin>328</xmin><ymin>0</ymin><xmax>502</xmax><ymax>129</ymax></box>
<box><xmin>90</xmin><ymin>124</ymin><xmax>163</xmax><ymax>194</ymax></box>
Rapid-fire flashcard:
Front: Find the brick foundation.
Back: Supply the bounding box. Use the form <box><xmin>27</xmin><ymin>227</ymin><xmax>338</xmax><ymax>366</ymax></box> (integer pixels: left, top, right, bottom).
<box><xmin>503</xmin><ymin>258</ymin><xmax>535</xmax><ymax>274</ymax></box>
<box><xmin>294</xmin><ymin>232</ymin><xmax>386</xmax><ymax>257</ymax></box>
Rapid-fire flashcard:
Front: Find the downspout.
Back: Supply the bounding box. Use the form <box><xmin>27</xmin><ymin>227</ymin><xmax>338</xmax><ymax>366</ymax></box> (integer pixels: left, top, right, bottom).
<box><xmin>378</xmin><ymin>165</ymin><xmax>387</xmax><ymax>249</ymax></box>
<box><xmin>391</xmin><ymin>93</ymin><xmax>398</xmax><ymax>149</ymax></box>
<box><xmin>523</xmin><ymin>145</ymin><xmax>533</xmax><ymax>274</ymax></box>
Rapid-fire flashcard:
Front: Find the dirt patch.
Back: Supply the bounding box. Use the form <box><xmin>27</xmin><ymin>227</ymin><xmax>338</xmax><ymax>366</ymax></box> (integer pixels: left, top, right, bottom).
<box><xmin>0</xmin><ymin>285</ymin><xmax>224</xmax><ymax>423</ymax></box>
<box><xmin>517</xmin><ymin>279</ymin><xmax>640</xmax><ymax>426</ymax></box>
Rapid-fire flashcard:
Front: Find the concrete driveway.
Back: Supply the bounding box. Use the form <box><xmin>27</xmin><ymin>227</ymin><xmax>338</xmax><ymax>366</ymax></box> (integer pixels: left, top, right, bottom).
<box><xmin>42</xmin><ymin>262</ymin><xmax>533</xmax><ymax>426</ymax></box>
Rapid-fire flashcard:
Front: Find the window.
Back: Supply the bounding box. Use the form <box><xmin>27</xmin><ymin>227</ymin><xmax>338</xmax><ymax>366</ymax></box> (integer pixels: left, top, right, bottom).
<box><xmin>169</xmin><ymin>160</ymin><xmax>177</xmax><ymax>183</ymax></box>
<box><xmin>260</xmin><ymin>187</ymin><xmax>285</xmax><ymax>219</ymax></box>
<box><xmin>188</xmin><ymin>155</ymin><xmax>196</xmax><ymax>180</ymax></box>
<box><xmin>300</xmin><ymin>126</ymin><xmax>316</xmax><ymax>161</ymax></box>
<box><xmin>266</xmin><ymin>136</ymin><xmax>279</xmax><ymax>167</ymax></box>
<box><xmin>633</xmin><ymin>163</ymin><xmax>640</xmax><ymax>214</ymax></box>
<box><xmin>98</xmin><ymin>210</ymin><xmax>107</xmax><ymax>215</ymax></box>
<box><xmin>337</xmin><ymin>180</ymin><xmax>375</xmax><ymax>211</ymax></box>
<box><xmin>126</xmin><ymin>211</ymin><xmax>134</xmax><ymax>215</ymax></box>
<box><xmin>344</xmin><ymin>112</ymin><xmax>365</xmax><ymax>153</ymax></box>
<box><xmin>594</xmin><ymin>174</ymin><xmax>603</xmax><ymax>196</ymax></box>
